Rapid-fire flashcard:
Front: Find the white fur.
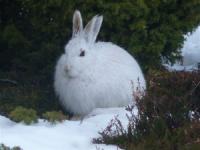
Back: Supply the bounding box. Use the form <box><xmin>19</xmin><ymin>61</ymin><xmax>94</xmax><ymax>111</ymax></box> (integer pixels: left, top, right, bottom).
<box><xmin>54</xmin><ymin>10</ymin><xmax>146</xmax><ymax>115</ymax></box>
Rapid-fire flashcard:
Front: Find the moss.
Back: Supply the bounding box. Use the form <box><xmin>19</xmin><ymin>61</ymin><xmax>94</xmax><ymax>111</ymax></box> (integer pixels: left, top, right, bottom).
<box><xmin>0</xmin><ymin>144</ymin><xmax>22</xmax><ymax>150</ymax></box>
<box><xmin>9</xmin><ymin>106</ymin><xmax>38</xmax><ymax>125</ymax></box>
<box><xmin>42</xmin><ymin>111</ymin><xmax>68</xmax><ymax>124</ymax></box>
<box><xmin>0</xmin><ymin>82</ymin><xmax>62</xmax><ymax>117</ymax></box>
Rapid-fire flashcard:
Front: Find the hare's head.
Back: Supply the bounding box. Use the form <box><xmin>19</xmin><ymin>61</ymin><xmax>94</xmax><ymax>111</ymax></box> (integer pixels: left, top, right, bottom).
<box><xmin>61</xmin><ymin>10</ymin><xmax>103</xmax><ymax>78</ymax></box>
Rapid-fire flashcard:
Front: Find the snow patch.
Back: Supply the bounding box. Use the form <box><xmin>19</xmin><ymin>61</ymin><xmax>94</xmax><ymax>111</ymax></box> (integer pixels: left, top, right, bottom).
<box><xmin>0</xmin><ymin>107</ymin><xmax>137</xmax><ymax>150</ymax></box>
<box><xmin>165</xmin><ymin>25</ymin><xmax>200</xmax><ymax>71</ymax></box>
<box><xmin>181</xmin><ymin>26</ymin><xmax>200</xmax><ymax>66</ymax></box>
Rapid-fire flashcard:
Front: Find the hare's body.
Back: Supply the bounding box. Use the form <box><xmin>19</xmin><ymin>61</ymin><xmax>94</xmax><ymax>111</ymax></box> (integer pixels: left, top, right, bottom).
<box><xmin>54</xmin><ymin>11</ymin><xmax>146</xmax><ymax>115</ymax></box>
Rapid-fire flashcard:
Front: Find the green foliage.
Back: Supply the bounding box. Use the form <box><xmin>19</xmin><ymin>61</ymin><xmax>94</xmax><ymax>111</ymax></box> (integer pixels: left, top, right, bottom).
<box><xmin>0</xmin><ymin>81</ymin><xmax>61</xmax><ymax>116</ymax></box>
<box><xmin>0</xmin><ymin>144</ymin><xmax>22</xmax><ymax>150</ymax></box>
<box><xmin>9</xmin><ymin>106</ymin><xmax>38</xmax><ymax>125</ymax></box>
<box><xmin>0</xmin><ymin>0</ymin><xmax>200</xmax><ymax>118</ymax></box>
<box><xmin>1</xmin><ymin>0</ymin><xmax>200</xmax><ymax>75</ymax></box>
<box><xmin>42</xmin><ymin>111</ymin><xmax>68</xmax><ymax>123</ymax></box>
<box><xmin>94</xmin><ymin>70</ymin><xmax>200</xmax><ymax>150</ymax></box>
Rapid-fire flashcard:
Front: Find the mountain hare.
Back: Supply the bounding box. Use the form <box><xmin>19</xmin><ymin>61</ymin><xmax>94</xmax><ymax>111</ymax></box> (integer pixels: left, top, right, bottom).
<box><xmin>54</xmin><ymin>10</ymin><xmax>146</xmax><ymax>115</ymax></box>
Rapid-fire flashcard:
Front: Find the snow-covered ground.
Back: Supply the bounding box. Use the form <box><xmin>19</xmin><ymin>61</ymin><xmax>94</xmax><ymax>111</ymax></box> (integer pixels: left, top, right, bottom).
<box><xmin>0</xmin><ymin>107</ymin><xmax>136</xmax><ymax>150</ymax></box>
<box><xmin>165</xmin><ymin>26</ymin><xmax>200</xmax><ymax>71</ymax></box>
<box><xmin>181</xmin><ymin>26</ymin><xmax>200</xmax><ymax>65</ymax></box>
<box><xmin>1</xmin><ymin>26</ymin><xmax>200</xmax><ymax>150</ymax></box>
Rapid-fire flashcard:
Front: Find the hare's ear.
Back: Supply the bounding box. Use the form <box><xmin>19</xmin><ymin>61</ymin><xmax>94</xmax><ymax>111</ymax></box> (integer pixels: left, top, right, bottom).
<box><xmin>72</xmin><ymin>10</ymin><xmax>83</xmax><ymax>38</ymax></box>
<box><xmin>83</xmin><ymin>15</ymin><xmax>103</xmax><ymax>44</ymax></box>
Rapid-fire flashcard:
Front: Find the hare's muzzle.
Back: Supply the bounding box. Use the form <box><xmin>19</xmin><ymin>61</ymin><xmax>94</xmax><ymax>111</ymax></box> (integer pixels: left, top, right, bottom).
<box><xmin>64</xmin><ymin>65</ymin><xmax>69</xmax><ymax>72</ymax></box>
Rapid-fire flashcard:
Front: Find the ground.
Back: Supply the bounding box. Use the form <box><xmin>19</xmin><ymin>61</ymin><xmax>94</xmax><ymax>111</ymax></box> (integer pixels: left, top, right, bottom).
<box><xmin>0</xmin><ymin>25</ymin><xmax>200</xmax><ymax>150</ymax></box>
<box><xmin>0</xmin><ymin>107</ymin><xmax>135</xmax><ymax>150</ymax></box>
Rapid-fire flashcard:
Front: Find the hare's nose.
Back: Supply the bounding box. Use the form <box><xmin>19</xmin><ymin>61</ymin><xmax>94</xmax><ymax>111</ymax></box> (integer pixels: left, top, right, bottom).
<box><xmin>64</xmin><ymin>65</ymin><xmax>69</xmax><ymax>72</ymax></box>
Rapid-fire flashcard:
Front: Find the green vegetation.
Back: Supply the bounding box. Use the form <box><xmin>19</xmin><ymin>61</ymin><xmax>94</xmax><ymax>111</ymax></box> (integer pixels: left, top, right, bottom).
<box><xmin>42</xmin><ymin>111</ymin><xmax>68</xmax><ymax>124</ymax></box>
<box><xmin>9</xmin><ymin>106</ymin><xmax>38</xmax><ymax>124</ymax></box>
<box><xmin>0</xmin><ymin>144</ymin><xmax>22</xmax><ymax>150</ymax></box>
<box><xmin>1</xmin><ymin>0</ymin><xmax>200</xmax><ymax>75</ymax></box>
<box><xmin>93</xmin><ymin>70</ymin><xmax>200</xmax><ymax>150</ymax></box>
<box><xmin>0</xmin><ymin>0</ymin><xmax>200</xmax><ymax>123</ymax></box>
<box><xmin>0</xmin><ymin>82</ymin><xmax>61</xmax><ymax>117</ymax></box>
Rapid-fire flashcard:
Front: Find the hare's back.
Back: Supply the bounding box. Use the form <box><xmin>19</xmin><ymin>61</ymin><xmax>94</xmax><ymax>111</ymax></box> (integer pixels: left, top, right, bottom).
<box><xmin>95</xmin><ymin>42</ymin><xmax>143</xmax><ymax>76</ymax></box>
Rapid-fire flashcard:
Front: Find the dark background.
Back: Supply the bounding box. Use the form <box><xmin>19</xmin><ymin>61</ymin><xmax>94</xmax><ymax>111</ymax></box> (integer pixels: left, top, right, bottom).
<box><xmin>0</xmin><ymin>0</ymin><xmax>200</xmax><ymax>115</ymax></box>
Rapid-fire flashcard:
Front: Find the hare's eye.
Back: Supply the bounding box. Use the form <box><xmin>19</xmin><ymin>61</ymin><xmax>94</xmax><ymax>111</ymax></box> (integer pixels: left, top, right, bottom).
<box><xmin>79</xmin><ymin>49</ymin><xmax>85</xmax><ymax>57</ymax></box>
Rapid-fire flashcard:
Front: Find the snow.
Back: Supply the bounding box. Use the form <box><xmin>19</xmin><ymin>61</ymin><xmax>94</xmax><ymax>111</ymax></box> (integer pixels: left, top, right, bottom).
<box><xmin>164</xmin><ymin>63</ymin><xmax>199</xmax><ymax>72</ymax></box>
<box><xmin>165</xmin><ymin>25</ymin><xmax>200</xmax><ymax>71</ymax></box>
<box><xmin>0</xmin><ymin>107</ymin><xmax>137</xmax><ymax>150</ymax></box>
<box><xmin>1</xmin><ymin>25</ymin><xmax>199</xmax><ymax>150</ymax></box>
<box><xmin>181</xmin><ymin>26</ymin><xmax>200</xmax><ymax>66</ymax></box>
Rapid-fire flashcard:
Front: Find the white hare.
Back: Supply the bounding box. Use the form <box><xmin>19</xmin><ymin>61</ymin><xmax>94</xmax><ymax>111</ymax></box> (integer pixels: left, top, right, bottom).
<box><xmin>54</xmin><ymin>10</ymin><xmax>146</xmax><ymax>115</ymax></box>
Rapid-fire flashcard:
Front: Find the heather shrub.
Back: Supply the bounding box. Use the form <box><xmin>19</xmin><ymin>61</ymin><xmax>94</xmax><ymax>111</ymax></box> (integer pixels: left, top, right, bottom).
<box><xmin>9</xmin><ymin>106</ymin><xmax>38</xmax><ymax>125</ymax></box>
<box><xmin>94</xmin><ymin>70</ymin><xmax>200</xmax><ymax>150</ymax></box>
<box><xmin>144</xmin><ymin>70</ymin><xmax>200</xmax><ymax>124</ymax></box>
